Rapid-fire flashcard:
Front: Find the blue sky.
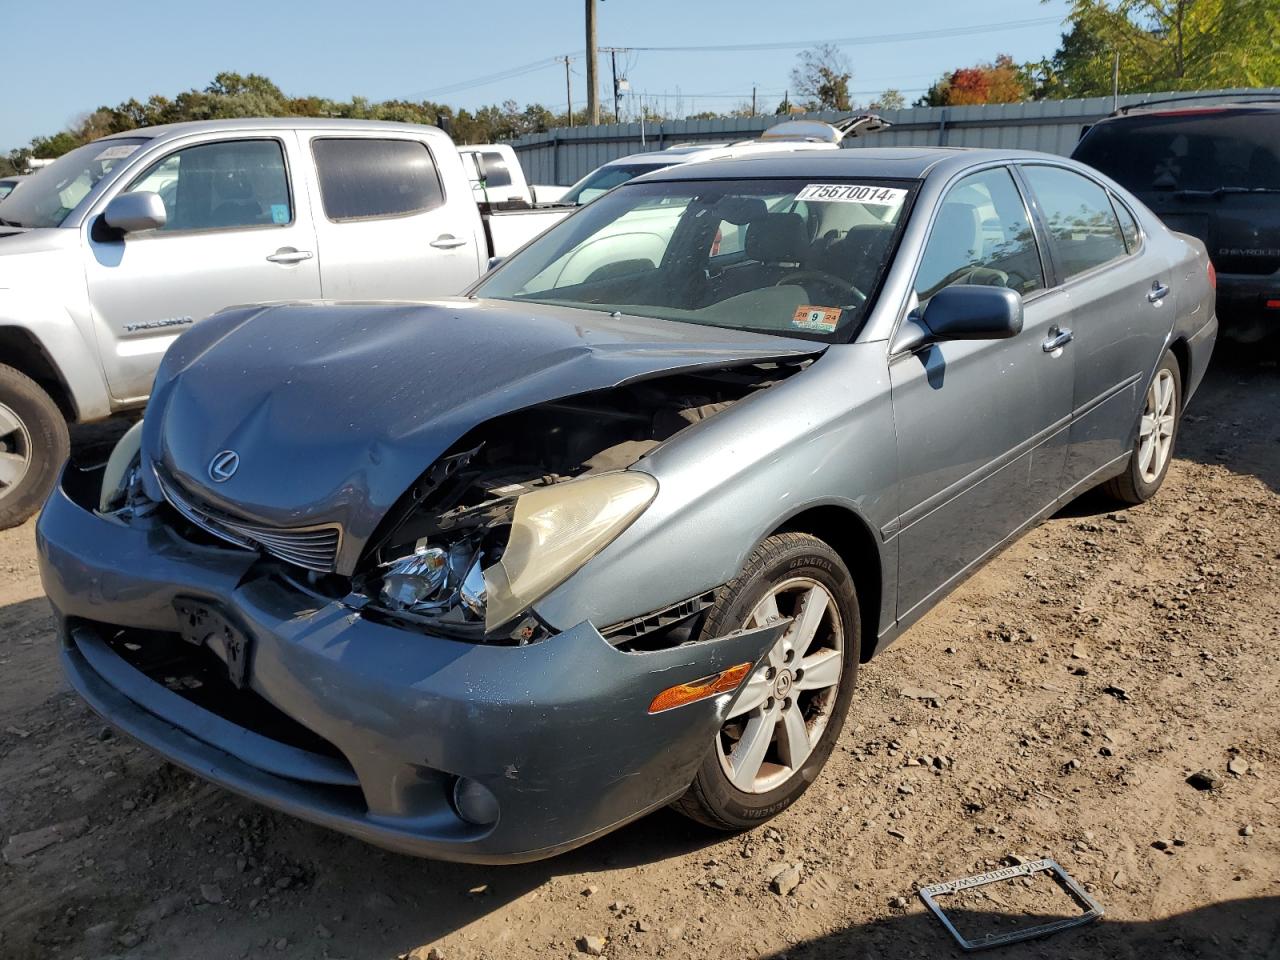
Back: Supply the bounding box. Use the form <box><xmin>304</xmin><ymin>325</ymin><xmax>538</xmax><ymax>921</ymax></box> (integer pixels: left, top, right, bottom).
<box><xmin>1</xmin><ymin>0</ymin><xmax>1072</xmax><ymax>151</ymax></box>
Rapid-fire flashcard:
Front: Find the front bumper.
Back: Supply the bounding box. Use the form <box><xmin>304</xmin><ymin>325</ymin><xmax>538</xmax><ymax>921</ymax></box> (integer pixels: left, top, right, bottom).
<box><xmin>37</xmin><ymin>467</ymin><xmax>781</xmax><ymax>863</ymax></box>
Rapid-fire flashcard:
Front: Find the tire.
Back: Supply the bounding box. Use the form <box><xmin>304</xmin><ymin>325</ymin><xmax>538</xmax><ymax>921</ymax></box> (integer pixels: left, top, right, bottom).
<box><xmin>0</xmin><ymin>364</ymin><xmax>70</xmax><ymax>531</ymax></box>
<box><xmin>672</xmin><ymin>532</ymin><xmax>860</xmax><ymax>831</ymax></box>
<box><xmin>1100</xmin><ymin>351</ymin><xmax>1181</xmax><ymax>506</ymax></box>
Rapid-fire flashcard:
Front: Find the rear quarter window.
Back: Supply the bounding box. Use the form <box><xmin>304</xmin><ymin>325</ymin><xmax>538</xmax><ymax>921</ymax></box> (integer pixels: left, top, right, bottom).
<box><xmin>311</xmin><ymin>138</ymin><xmax>444</xmax><ymax>221</ymax></box>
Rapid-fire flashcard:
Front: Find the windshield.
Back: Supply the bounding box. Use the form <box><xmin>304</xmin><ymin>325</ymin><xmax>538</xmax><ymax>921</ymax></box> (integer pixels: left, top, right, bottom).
<box><xmin>1074</xmin><ymin>111</ymin><xmax>1280</xmax><ymax>195</ymax></box>
<box><xmin>560</xmin><ymin>161</ymin><xmax>673</xmax><ymax>205</ymax></box>
<box><xmin>474</xmin><ymin>176</ymin><xmax>916</xmax><ymax>342</ymax></box>
<box><xmin>0</xmin><ymin>138</ymin><xmax>148</xmax><ymax>228</ymax></box>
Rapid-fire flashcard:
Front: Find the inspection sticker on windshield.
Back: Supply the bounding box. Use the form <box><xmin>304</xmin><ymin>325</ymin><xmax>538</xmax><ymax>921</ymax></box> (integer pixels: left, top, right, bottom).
<box><xmin>793</xmin><ymin>305</ymin><xmax>841</xmax><ymax>333</ymax></box>
<box><xmin>796</xmin><ymin>184</ymin><xmax>907</xmax><ymax>209</ymax></box>
<box><xmin>95</xmin><ymin>145</ymin><xmax>139</xmax><ymax>161</ymax></box>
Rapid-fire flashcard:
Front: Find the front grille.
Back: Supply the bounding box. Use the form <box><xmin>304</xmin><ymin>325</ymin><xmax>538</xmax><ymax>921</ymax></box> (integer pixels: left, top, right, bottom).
<box><xmin>156</xmin><ymin>471</ymin><xmax>342</xmax><ymax>573</ymax></box>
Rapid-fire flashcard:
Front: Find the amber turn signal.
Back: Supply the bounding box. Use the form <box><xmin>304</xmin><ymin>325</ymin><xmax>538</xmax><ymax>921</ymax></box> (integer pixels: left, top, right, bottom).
<box><xmin>648</xmin><ymin>662</ymin><xmax>752</xmax><ymax>714</ymax></box>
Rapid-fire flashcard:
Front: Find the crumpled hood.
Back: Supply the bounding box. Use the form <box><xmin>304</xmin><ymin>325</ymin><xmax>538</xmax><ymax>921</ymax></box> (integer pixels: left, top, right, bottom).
<box><xmin>142</xmin><ymin>298</ymin><xmax>821</xmax><ymax>572</ymax></box>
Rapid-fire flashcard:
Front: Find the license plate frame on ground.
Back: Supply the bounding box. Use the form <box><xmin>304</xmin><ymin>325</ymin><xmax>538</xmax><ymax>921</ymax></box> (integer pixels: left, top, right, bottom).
<box><xmin>172</xmin><ymin>598</ymin><xmax>253</xmax><ymax>689</ymax></box>
<box><xmin>917</xmin><ymin>858</ymin><xmax>1103</xmax><ymax>952</ymax></box>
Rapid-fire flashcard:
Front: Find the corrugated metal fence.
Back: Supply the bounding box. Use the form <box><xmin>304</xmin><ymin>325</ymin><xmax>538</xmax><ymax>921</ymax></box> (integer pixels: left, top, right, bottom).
<box><xmin>509</xmin><ymin>88</ymin><xmax>1278</xmax><ymax>186</ymax></box>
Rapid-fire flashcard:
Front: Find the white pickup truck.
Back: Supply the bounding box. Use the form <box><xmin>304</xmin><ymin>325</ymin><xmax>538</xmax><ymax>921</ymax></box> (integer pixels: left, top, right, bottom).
<box><xmin>0</xmin><ymin>119</ymin><xmax>570</xmax><ymax>527</ymax></box>
<box><xmin>458</xmin><ymin>143</ymin><xmax>569</xmax><ymax>206</ymax></box>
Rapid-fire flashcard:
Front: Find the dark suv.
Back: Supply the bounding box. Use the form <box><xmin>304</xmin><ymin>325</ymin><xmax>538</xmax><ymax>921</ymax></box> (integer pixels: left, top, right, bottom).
<box><xmin>1073</xmin><ymin>101</ymin><xmax>1280</xmax><ymax>339</ymax></box>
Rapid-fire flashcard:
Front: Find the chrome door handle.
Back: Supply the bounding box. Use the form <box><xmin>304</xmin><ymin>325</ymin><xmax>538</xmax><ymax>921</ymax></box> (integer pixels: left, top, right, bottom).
<box><xmin>430</xmin><ymin>235</ymin><xmax>468</xmax><ymax>249</ymax></box>
<box><xmin>1042</xmin><ymin>326</ymin><xmax>1074</xmax><ymax>352</ymax></box>
<box><xmin>266</xmin><ymin>249</ymin><xmax>314</xmax><ymax>264</ymax></box>
<box><xmin>1147</xmin><ymin>281</ymin><xmax>1171</xmax><ymax>303</ymax></box>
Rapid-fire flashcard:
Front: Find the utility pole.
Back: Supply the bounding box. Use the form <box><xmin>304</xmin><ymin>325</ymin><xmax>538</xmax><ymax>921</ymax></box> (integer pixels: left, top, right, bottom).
<box><xmin>600</xmin><ymin>46</ymin><xmax>629</xmax><ymax>124</ymax></box>
<box><xmin>586</xmin><ymin>0</ymin><xmax>600</xmax><ymax>126</ymax></box>
<box><xmin>611</xmin><ymin>48</ymin><xmax>620</xmax><ymax>123</ymax></box>
<box><xmin>751</xmin><ymin>85</ymin><xmax>757</xmax><ymax>116</ymax></box>
<box><xmin>557</xmin><ymin>56</ymin><xmax>574</xmax><ymax>126</ymax></box>
<box><xmin>1111</xmin><ymin>51</ymin><xmax>1120</xmax><ymax>111</ymax></box>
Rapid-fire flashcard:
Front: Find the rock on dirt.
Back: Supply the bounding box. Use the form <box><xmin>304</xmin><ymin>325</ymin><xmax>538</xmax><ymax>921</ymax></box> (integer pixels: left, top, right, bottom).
<box><xmin>2</xmin><ymin>816</ymin><xmax>89</xmax><ymax>864</ymax></box>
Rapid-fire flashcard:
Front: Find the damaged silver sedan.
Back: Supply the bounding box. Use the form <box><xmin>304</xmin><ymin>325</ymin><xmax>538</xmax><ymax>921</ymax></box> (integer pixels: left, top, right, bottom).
<box><xmin>38</xmin><ymin>149</ymin><xmax>1217</xmax><ymax>862</ymax></box>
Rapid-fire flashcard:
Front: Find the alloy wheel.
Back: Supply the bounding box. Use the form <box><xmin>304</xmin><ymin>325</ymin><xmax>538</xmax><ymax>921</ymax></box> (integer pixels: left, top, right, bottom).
<box><xmin>1138</xmin><ymin>368</ymin><xmax>1176</xmax><ymax>484</ymax></box>
<box><xmin>0</xmin><ymin>402</ymin><xmax>31</xmax><ymax>497</ymax></box>
<box><xmin>716</xmin><ymin>577</ymin><xmax>844</xmax><ymax>794</ymax></box>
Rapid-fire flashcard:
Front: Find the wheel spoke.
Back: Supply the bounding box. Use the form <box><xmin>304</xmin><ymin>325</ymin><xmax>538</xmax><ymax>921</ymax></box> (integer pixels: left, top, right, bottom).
<box><xmin>726</xmin><ymin>670</ymin><xmax>772</xmax><ymax>720</ymax></box>
<box><xmin>790</xmin><ymin>586</ymin><xmax>830</xmax><ymax>658</ymax></box>
<box><xmin>0</xmin><ymin>405</ymin><xmax>21</xmax><ymax>438</ymax></box>
<box><xmin>0</xmin><ymin>451</ymin><xmax>26</xmax><ymax>487</ymax></box>
<box><xmin>797</xmin><ymin>648</ymin><xmax>841</xmax><ymax>691</ymax></box>
<box><xmin>1138</xmin><ymin>437</ymin><xmax>1156</xmax><ymax>475</ymax></box>
<box><xmin>729</xmin><ymin>710</ymin><xmax>776</xmax><ymax>790</ymax></box>
<box><xmin>776</xmin><ymin>705</ymin><xmax>812</xmax><ymax>770</ymax></box>
<box><xmin>749</xmin><ymin>593</ymin><xmax>781</xmax><ymax>629</ymax></box>
<box><xmin>1139</xmin><ymin>414</ymin><xmax>1156</xmax><ymax>440</ymax></box>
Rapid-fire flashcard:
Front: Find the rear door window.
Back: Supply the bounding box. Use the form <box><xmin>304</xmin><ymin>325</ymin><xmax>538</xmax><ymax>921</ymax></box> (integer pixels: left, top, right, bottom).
<box><xmin>1020</xmin><ymin>165</ymin><xmax>1128</xmax><ymax>281</ymax></box>
<box><xmin>311</xmin><ymin>138</ymin><xmax>444</xmax><ymax>221</ymax></box>
<box><xmin>1111</xmin><ymin>196</ymin><xmax>1141</xmax><ymax>253</ymax></box>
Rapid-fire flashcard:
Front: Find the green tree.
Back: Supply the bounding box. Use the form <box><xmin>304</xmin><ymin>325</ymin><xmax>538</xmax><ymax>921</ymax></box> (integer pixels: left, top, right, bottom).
<box><xmin>1044</xmin><ymin>0</ymin><xmax>1280</xmax><ymax>96</ymax></box>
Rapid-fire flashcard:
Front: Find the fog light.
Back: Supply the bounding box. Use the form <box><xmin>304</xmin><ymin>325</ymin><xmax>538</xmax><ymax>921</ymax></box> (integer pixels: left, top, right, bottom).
<box><xmin>452</xmin><ymin>777</ymin><xmax>499</xmax><ymax>826</ymax></box>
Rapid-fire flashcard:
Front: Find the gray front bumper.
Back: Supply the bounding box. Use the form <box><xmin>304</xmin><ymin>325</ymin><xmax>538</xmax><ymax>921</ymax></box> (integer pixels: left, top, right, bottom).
<box><xmin>37</xmin><ymin>469</ymin><xmax>781</xmax><ymax>863</ymax></box>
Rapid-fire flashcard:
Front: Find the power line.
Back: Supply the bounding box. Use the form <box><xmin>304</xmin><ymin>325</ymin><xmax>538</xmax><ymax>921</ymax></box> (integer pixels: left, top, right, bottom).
<box><xmin>623</xmin><ymin>17</ymin><xmax>1061</xmax><ymax>53</ymax></box>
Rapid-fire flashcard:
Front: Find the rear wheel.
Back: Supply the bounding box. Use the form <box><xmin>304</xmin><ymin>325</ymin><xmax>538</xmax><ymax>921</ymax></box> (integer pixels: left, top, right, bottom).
<box><xmin>0</xmin><ymin>364</ymin><xmax>69</xmax><ymax>530</ymax></box>
<box><xmin>1101</xmin><ymin>351</ymin><xmax>1181</xmax><ymax>505</ymax></box>
<box><xmin>672</xmin><ymin>533</ymin><xmax>860</xmax><ymax>830</ymax></box>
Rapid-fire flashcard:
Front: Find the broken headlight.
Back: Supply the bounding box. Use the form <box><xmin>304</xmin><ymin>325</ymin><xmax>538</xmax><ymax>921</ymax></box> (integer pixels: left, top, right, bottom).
<box><xmin>372</xmin><ymin>470</ymin><xmax>656</xmax><ymax>636</ymax></box>
<box><xmin>482</xmin><ymin>471</ymin><xmax>657</xmax><ymax>631</ymax></box>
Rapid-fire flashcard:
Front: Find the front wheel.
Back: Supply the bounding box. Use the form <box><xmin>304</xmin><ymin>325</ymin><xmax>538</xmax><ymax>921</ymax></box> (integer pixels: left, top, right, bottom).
<box><xmin>672</xmin><ymin>532</ymin><xmax>860</xmax><ymax>830</ymax></box>
<box><xmin>0</xmin><ymin>364</ymin><xmax>70</xmax><ymax>530</ymax></box>
<box><xmin>1101</xmin><ymin>351</ymin><xmax>1181</xmax><ymax>505</ymax></box>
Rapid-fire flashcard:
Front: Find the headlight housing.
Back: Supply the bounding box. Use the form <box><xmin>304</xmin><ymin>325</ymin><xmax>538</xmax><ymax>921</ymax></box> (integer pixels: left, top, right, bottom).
<box><xmin>482</xmin><ymin>471</ymin><xmax>657</xmax><ymax>631</ymax></box>
<box><xmin>98</xmin><ymin>420</ymin><xmax>145</xmax><ymax>513</ymax></box>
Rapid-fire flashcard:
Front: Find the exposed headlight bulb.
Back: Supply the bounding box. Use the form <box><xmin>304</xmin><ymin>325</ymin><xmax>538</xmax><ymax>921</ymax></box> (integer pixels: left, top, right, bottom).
<box><xmin>380</xmin><ymin>539</ymin><xmax>449</xmax><ymax>608</ymax></box>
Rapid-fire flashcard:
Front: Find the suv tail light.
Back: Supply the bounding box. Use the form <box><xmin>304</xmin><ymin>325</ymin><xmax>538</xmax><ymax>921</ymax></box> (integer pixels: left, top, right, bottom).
<box><xmin>1207</xmin><ymin>259</ymin><xmax>1217</xmax><ymax>290</ymax></box>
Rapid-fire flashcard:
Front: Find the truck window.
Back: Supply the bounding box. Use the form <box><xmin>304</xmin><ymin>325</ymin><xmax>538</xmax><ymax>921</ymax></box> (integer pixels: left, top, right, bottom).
<box><xmin>478</xmin><ymin>151</ymin><xmax>513</xmax><ymax>188</ymax></box>
<box><xmin>126</xmin><ymin>139</ymin><xmax>291</xmax><ymax>232</ymax></box>
<box><xmin>311</xmin><ymin>138</ymin><xmax>444</xmax><ymax>221</ymax></box>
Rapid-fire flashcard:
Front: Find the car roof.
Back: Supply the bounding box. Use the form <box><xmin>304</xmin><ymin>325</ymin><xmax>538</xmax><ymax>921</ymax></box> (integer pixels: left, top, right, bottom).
<box><xmin>635</xmin><ymin>147</ymin><xmax>1055</xmax><ymax>183</ymax></box>
<box><xmin>102</xmin><ymin>118</ymin><xmax>453</xmax><ymax>141</ymax></box>
<box><xmin>1100</xmin><ymin>101</ymin><xmax>1280</xmax><ymax>122</ymax></box>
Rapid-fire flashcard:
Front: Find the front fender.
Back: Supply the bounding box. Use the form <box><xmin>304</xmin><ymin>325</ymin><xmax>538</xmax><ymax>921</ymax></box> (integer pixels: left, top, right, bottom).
<box><xmin>533</xmin><ymin>343</ymin><xmax>899</xmax><ymax>635</ymax></box>
<box><xmin>0</xmin><ymin>291</ymin><xmax>111</xmax><ymax>421</ymax></box>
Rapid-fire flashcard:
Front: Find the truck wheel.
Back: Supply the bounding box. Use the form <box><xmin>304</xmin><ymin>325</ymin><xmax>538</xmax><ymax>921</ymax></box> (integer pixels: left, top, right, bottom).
<box><xmin>672</xmin><ymin>533</ymin><xmax>860</xmax><ymax>831</ymax></box>
<box><xmin>0</xmin><ymin>364</ymin><xmax>70</xmax><ymax>530</ymax></box>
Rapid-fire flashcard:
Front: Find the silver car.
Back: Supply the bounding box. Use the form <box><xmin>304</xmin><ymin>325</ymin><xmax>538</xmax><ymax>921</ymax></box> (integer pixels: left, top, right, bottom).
<box><xmin>38</xmin><ymin>148</ymin><xmax>1217</xmax><ymax>863</ymax></box>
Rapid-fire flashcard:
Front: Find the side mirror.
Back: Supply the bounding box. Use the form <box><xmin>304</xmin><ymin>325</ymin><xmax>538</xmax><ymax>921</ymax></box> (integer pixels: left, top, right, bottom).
<box><xmin>896</xmin><ymin>285</ymin><xmax>1024</xmax><ymax>353</ymax></box>
<box><xmin>102</xmin><ymin>191</ymin><xmax>167</xmax><ymax>233</ymax></box>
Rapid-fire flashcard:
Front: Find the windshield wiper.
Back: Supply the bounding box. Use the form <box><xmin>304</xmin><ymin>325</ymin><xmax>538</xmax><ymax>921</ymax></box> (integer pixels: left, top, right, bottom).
<box><xmin>0</xmin><ymin>217</ymin><xmax>22</xmax><ymax>227</ymax></box>
<box><xmin>1173</xmin><ymin>186</ymin><xmax>1280</xmax><ymax>199</ymax></box>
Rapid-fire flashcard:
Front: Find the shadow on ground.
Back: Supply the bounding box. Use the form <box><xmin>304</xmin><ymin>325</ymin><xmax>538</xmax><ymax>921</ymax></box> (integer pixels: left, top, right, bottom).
<box><xmin>763</xmin><ymin>896</ymin><xmax>1280</xmax><ymax>960</ymax></box>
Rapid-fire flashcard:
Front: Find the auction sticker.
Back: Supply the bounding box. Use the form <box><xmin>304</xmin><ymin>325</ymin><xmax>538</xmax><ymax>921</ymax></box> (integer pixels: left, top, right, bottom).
<box><xmin>792</xmin><ymin>304</ymin><xmax>841</xmax><ymax>333</ymax></box>
<box><xmin>796</xmin><ymin>183</ymin><xmax>907</xmax><ymax>209</ymax></box>
<box><xmin>95</xmin><ymin>145</ymin><xmax>139</xmax><ymax>161</ymax></box>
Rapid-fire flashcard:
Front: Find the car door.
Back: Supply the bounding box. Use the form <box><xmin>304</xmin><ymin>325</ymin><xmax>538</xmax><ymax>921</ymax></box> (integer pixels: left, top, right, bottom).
<box><xmin>305</xmin><ymin>134</ymin><xmax>482</xmax><ymax>301</ymax></box>
<box><xmin>890</xmin><ymin>166</ymin><xmax>1075</xmax><ymax>621</ymax></box>
<box><xmin>1018</xmin><ymin>164</ymin><xmax>1172</xmax><ymax>488</ymax></box>
<box><xmin>84</xmin><ymin>133</ymin><xmax>322</xmax><ymax>403</ymax></box>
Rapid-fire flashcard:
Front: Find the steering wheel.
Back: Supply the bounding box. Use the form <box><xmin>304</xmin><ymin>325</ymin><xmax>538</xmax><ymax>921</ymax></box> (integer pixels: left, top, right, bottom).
<box><xmin>775</xmin><ymin>270</ymin><xmax>866</xmax><ymax>306</ymax></box>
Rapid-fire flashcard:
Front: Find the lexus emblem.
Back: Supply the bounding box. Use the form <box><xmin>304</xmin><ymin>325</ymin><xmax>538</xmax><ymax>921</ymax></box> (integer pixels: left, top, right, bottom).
<box><xmin>208</xmin><ymin>450</ymin><xmax>240</xmax><ymax>483</ymax></box>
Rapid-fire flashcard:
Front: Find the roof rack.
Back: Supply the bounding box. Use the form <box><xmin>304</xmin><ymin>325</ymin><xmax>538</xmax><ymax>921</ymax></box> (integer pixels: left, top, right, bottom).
<box><xmin>1113</xmin><ymin>91</ymin><xmax>1280</xmax><ymax>116</ymax></box>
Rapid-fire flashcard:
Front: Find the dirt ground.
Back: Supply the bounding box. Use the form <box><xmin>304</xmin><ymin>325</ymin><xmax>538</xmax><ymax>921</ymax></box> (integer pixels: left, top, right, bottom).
<box><xmin>1</xmin><ymin>350</ymin><xmax>1277</xmax><ymax>960</ymax></box>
